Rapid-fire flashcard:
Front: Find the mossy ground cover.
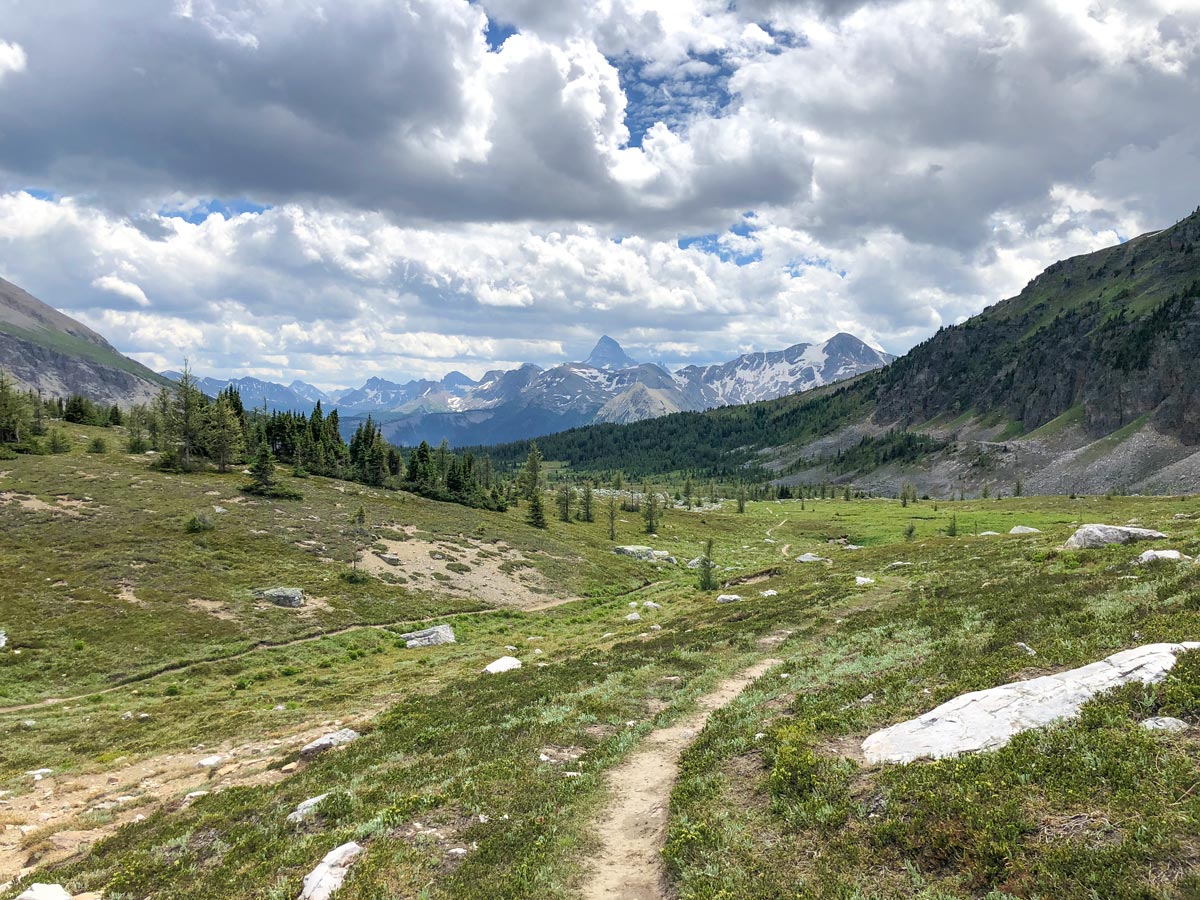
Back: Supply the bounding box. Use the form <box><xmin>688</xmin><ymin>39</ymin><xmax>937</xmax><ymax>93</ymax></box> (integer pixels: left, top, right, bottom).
<box><xmin>2</xmin><ymin>422</ymin><xmax>1199</xmax><ymax>897</ymax></box>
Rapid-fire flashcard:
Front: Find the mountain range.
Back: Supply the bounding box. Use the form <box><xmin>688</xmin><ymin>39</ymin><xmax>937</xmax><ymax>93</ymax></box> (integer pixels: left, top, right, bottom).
<box><xmin>161</xmin><ymin>333</ymin><xmax>894</xmax><ymax>447</ymax></box>
<box><xmin>484</xmin><ymin>206</ymin><xmax>1200</xmax><ymax>495</ymax></box>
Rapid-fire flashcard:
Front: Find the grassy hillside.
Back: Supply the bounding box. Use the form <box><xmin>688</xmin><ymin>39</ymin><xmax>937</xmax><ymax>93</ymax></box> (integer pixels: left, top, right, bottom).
<box><xmin>2</xmin><ymin>421</ymin><xmax>1200</xmax><ymax>898</ymax></box>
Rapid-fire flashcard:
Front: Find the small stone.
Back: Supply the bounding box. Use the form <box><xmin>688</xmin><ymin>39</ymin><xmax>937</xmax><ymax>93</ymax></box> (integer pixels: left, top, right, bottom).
<box><xmin>256</xmin><ymin>587</ymin><xmax>306</xmax><ymax>608</ymax></box>
<box><xmin>625</xmin><ymin>611</ymin><xmax>642</xmax><ymax>622</ymax></box>
<box><xmin>298</xmin><ymin>841</ymin><xmax>364</xmax><ymax>900</ymax></box>
<box><xmin>287</xmin><ymin>793</ymin><xmax>331</xmax><ymax>824</ymax></box>
<box><xmin>281</xmin><ymin>762</ymin><xmax>299</xmax><ymax>773</ymax></box>
<box><xmin>716</xmin><ymin>594</ymin><xmax>742</xmax><ymax>604</ymax></box>
<box><xmin>1016</xmin><ymin>642</ymin><xmax>1037</xmax><ymax>656</ymax></box>
<box><xmin>643</xmin><ymin>601</ymin><xmax>661</xmax><ymax>610</ymax></box>
<box><xmin>397</xmin><ymin>624</ymin><xmax>455</xmax><ymax>648</ymax></box>
<box><xmin>197</xmin><ymin>755</ymin><xmax>223</xmax><ymax>768</ymax></box>
<box><xmin>650</xmin><ymin>625</ymin><xmax>662</xmax><ymax>631</ymax></box>
<box><xmin>760</xmin><ymin>589</ymin><xmax>778</xmax><ymax>597</ymax></box>
<box><xmin>855</xmin><ymin>576</ymin><xmax>875</xmax><ymax>586</ymax></box>
<box><xmin>14</xmin><ymin>885</ymin><xmax>72</xmax><ymax>900</ymax></box>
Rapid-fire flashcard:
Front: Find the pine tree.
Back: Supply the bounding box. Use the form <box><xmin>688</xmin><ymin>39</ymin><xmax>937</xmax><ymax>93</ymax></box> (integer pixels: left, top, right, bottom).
<box><xmin>556</xmin><ymin>483</ymin><xmax>573</xmax><ymax>522</ymax></box>
<box><xmin>171</xmin><ymin>361</ymin><xmax>206</xmax><ymax>469</ymax></box>
<box><xmin>737</xmin><ymin>484</ymin><xmax>746</xmax><ymax>513</ymax></box>
<box><xmin>520</xmin><ymin>443</ymin><xmax>544</xmax><ymax>500</ymax></box>
<box><xmin>643</xmin><ymin>488</ymin><xmax>658</xmax><ymax>535</ymax></box>
<box><xmin>526</xmin><ymin>490</ymin><xmax>547</xmax><ymax>529</ymax></box>
<box><xmin>206</xmin><ymin>394</ymin><xmax>244</xmax><ymax>473</ymax></box>
<box><xmin>581</xmin><ymin>481</ymin><xmax>594</xmax><ymax>522</ymax></box>
<box><xmin>249</xmin><ymin>440</ymin><xmax>277</xmax><ymax>490</ymax></box>
<box><xmin>0</xmin><ymin>370</ymin><xmax>31</xmax><ymax>444</ymax></box>
<box><xmin>606</xmin><ymin>493</ymin><xmax>617</xmax><ymax>541</ymax></box>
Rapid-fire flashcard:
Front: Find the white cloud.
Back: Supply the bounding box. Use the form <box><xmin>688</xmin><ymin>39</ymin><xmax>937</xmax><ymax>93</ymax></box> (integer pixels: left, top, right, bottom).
<box><xmin>0</xmin><ymin>40</ymin><xmax>26</xmax><ymax>80</ymax></box>
<box><xmin>90</xmin><ymin>274</ymin><xmax>150</xmax><ymax>308</ymax></box>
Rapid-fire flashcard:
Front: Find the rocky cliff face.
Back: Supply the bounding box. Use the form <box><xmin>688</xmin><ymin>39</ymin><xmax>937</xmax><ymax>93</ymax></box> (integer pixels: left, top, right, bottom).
<box><xmin>0</xmin><ymin>277</ymin><xmax>167</xmax><ymax>405</ymax></box>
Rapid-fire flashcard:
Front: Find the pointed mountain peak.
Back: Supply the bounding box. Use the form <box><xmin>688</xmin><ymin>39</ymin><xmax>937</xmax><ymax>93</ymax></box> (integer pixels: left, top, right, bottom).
<box><xmin>583</xmin><ymin>335</ymin><xmax>639</xmax><ymax>370</ymax></box>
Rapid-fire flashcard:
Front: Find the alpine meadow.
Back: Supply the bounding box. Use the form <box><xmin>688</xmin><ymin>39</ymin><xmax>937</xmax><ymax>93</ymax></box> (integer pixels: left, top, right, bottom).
<box><xmin>2</xmin><ymin>2</ymin><xmax>1200</xmax><ymax>900</ymax></box>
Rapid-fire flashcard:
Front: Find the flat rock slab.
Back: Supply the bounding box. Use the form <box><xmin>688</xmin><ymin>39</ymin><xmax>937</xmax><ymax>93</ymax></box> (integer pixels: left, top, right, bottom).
<box><xmin>1063</xmin><ymin>524</ymin><xmax>1166</xmax><ymax>549</ymax></box>
<box><xmin>484</xmin><ymin>655</ymin><xmax>521</xmax><ymax>674</ymax></box>
<box><xmin>300</xmin><ymin>728</ymin><xmax>359</xmax><ymax>758</ymax></box>
<box><xmin>1136</xmin><ymin>549</ymin><xmax>1191</xmax><ymax>564</ymax></box>
<box><xmin>1141</xmin><ymin>716</ymin><xmax>1189</xmax><ymax>732</ymax></box>
<box><xmin>862</xmin><ymin>642</ymin><xmax>1200</xmax><ymax>765</ymax></box>
<box><xmin>299</xmin><ymin>841</ymin><xmax>363</xmax><ymax>900</ymax></box>
<box><xmin>796</xmin><ymin>553</ymin><xmax>831</xmax><ymax>563</ymax></box>
<box><xmin>716</xmin><ymin>594</ymin><xmax>742</xmax><ymax>604</ymax></box>
<box><xmin>614</xmin><ymin>546</ymin><xmax>655</xmax><ymax>561</ymax></box>
<box><xmin>397</xmin><ymin>624</ymin><xmax>456</xmax><ymax>648</ymax></box>
<box><xmin>1009</xmin><ymin>526</ymin><xmax>1041</xmax><ymax>534</ymax></box>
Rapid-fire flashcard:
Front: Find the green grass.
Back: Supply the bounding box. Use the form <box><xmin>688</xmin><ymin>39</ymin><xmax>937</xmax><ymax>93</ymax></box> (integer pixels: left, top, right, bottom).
<box><xmin>2</xmin><ymin>422</ymin><xmax>1200</xmax><ymax>898</ymax></box>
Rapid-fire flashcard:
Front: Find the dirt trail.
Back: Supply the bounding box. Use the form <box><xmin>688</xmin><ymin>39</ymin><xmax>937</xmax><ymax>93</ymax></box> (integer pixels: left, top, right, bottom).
<box><xmin>780</xmin><ymin>543</ymin><xmax>791</xmax><ymax>558</ymax></box>
<box><xmin>581</xmin><ymin>657</ymin><xmax>781</xmax><ymax>900</ymax></box>
<box><xmin>765</xmin><ymin>518</ymin><xmax>787</xmax><ymax>538</ymax></box>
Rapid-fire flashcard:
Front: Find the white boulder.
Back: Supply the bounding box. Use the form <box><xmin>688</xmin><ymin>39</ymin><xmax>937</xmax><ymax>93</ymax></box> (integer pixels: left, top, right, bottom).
<box><xmin>300</xmin><ymin>728</ymin><xmax>360</xmax><ymax>758</ymax></box>
<box><xmin>15</xmin><ymin>886</ymin><xmax>72</xmax><ymax>900</ymax></box>
<box><xmin>1141</xmin><ymin>717</ymin><xmax>1189</xmax><ymax>733</ymax></box>
<box><xmin>862</xmin><ymin>642</ymin><xmax>1200</xmax><ymax>765</ymax></box>
<box><xmin>1135</xmin><ymin>549</ymin><xmax>1190</xmax><ymax>564</ymax></box>
<box><xmin>979</xmin><ymin>531</ymin><xmax>1000</xmax><ymax>536</ymax></box>
<box><xmin>795</xmin><ymin>553</ymin><xmax>831</xmax><ymax>564</ymax></box>
<box><xmin>484</xmin><ymin>656</ymin><xmax>521</xmax><ymax>674</ymax></box>
<box><xmin>1009</xmin><ymin>526</ymin><xmax>1041</xmax><ymax>534</ymax></box>
<box><xmin>643</xmin><ymin>601</ymin><xmax>661</xmax><ymax>610</ymax></box>
<box><xmin>855</xmin><ymin>576</ymin><xmax>875</xmax><ymax>586</ymax></box>
<box><xmin>287</xmin><ymin>793</ymin><xmax>331</xmax><ymax>824</ymax></box>
<box><xmin>716</xmin><ymin>594</ymin><xmax>742</xmax><ymax>604</ymax></box>
<box><xmin>625</xmin><ymin>612</ymin><xmax>642</xmax><ymax>622</ymax></box>
<box><xmin>760</xmin><ymin>589</ymin><xmax>778</xmax><ymax>597</ymax></box>
<box><xmin>614</xmin><ymin>546</ymin><xmax>656</xmax><ymax>561</ymax></box>
<box><xmin>298</xmin><ymin>841</ymin><xmax>363</xmax><ymax>900</ymax></box>
<box><xmin>687</xmin><ymin>557</ymin><xmax>704</xmax><ymax>569</ymax></box>
<box><xmin>1063</xmin><ymin>524</ymin><xmax>1167</xmax><ymax>549</ymax></box>
<box><xmin>196</xmin><ymin>755</ymin><xmax>222</xmax><ymax>768</ymax></box>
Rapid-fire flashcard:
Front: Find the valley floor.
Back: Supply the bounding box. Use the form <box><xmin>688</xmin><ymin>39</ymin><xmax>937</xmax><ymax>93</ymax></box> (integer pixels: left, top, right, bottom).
<box><xmin>2</xmin><ymin>423</ymin><xmax>1200</xmax><ymax>899</ymax></box>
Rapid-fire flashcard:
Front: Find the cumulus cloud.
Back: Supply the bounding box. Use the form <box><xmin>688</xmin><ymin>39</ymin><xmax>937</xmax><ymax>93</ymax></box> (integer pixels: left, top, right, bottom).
<box><xmin>0</xmin><ymin>0</ymin><xmax>1197</xmax><ymax>386</ymax></box>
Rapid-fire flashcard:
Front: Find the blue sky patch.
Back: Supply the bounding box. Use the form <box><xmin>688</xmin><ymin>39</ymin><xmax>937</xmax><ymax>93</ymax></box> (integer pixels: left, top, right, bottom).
<box><xmin>679</xmin><ymin>217</ymin><xmax>762</xmax><ymax>265</ymax></box>
<box><xmin>615</xmin><ymin>50</ymin><xmax>736</xmax><ymax>147</ymax></box>
<box><xmin>160</xmin><ymin>198</ymin><xmax>272</xmax><ymax>224</ymax></box>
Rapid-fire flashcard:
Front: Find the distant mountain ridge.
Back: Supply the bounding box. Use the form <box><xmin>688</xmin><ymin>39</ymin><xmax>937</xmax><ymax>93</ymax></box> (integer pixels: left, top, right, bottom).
<box><xmin>160</xmin><ymin>333</ymin><xmax>893</xmax><ymax>446</ymax></box>
<box><xmin>0</xmin><ymin>276</ymin><xmax>169</xmax><ymax>405</ymax></box>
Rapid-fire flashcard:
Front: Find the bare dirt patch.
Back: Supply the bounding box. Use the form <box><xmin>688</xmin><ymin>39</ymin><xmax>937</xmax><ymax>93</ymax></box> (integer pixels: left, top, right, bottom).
<box><xmin>117</xmin><ymin>582</ymin><xmax>147</xmax><ymax>608</ymax></box>
<box><xmin>358</xmin><ymin>536</ymin><xmax>572</xmax><ymax>611</ymax></box>
<box><xmin>0</xmin><ymin>492</ymin><xmax>83</xmax><ymax>518</ymax></box>
<box><xmin>187</xmin><ymin>598</ymin><xmax>238</xmax><ymax>621</ymax></box>
<box><xmin>581</xmin><ymin>657</ymin><xmax>781</xmax><ymax>900</ymax></box>
<box><xmin>0</xmin><ymin>718</ymin><xmax>365</xmax><ymax>884</ymax></box>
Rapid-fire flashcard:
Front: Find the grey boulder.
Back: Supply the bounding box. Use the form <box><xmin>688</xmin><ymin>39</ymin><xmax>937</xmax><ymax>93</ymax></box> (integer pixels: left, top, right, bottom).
<box><xmin>298</xmin><ymin>841</ymin><xmax>363</xmax><ymax>900</ymax></box>
<box><xmin>300</xmin><ymin>728</ymin><xmax>360</xmax><ymax>758</ymax></box>
<box><xmin>1063</xmin><ymin>524</ymin><xmax>1166</xmax><ymax>549</ymax></box>
<box><xmin>257</xmin><ymin>587</ymin><xmax>305</xmax><ymax>608</ymax></box>
<box><xmin>397</xmin><ymin>624</ymin><xmax>456</xmax><ymax>648</ymax></box>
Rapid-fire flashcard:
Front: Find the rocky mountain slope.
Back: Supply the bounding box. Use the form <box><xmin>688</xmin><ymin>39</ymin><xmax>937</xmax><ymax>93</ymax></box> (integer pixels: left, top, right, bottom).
<box><xmin>0</xmin><ymin>276</ymin><xmax>169</xmax><ymax>405</ymax></box>
<box><xmin>485</xmin><ymin>208</ymin><xmax>1200</xmax><ymax>494</ymax></box>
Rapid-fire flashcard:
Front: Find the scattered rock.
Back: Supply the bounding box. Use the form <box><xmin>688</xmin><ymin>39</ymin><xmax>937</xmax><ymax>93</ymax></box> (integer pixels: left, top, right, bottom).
<box><xmin>686</xmin><ymin>557</ymin><xmax>703</xmax><ymax>569</ymax></box>
<box><xmin>300</xmin><ymin>728</ymin><xmax>360</xmax><ymax>758</ymax></box>
<box><xmin>650</xmin><ymin>624</ymin><xmax>662</xmax><ymax>631</ymax></box>
<box><xmin>855</xmin><ymin>576</ymin><xmax>875</xmax><ymax>586</ymax></box>
<box><xmin>0</xmin><ymin>629</ymin><xmax>7</xmax><ymax>649</ymax></box>
<box><xmin>1063</xmin><ymin>524</ymin><xmax>1167</xmax><ymax>550</ymax></box>
<box><xmin>614</xmin><ymin>546</ymin><xmax>656</xmax><ymax>561</ymax></box>
<box><xmin>1141</xmin><ymin>716</ymin><xmax>1189</xmax><ymax>733</ymax></box>
<box><xmin>716</xmin><ymin>594</ymin><xmax>742</xmax><ymax>604</ymax></box>
<box><xmin>1135</xmin><ymin>549</ymin><xmax>1191</xmax><ymax>564</ymax></box>
<box><xmin>26</xmin><ymin>768</ymin><xmax>52</xmax><ymax>780</ymax></box>
<box><xmin>196</xmin><ymin>754</ymin><xmax>223</xmax><ymax>768</ymax></box>
<box><xmin>397</xmin><ymin>624</ymin><xmax>456</xmax><ymax>648</ymax></box>
<box><xmin>979</xmin><ymin>531</ymin><xmax>1000</xmax><ymax>536</ymax></box>
<box><xmin>287</xmin><ymin>793</ymin><xmax>331</xmax><ymax>824</ymax></box>
<box><xmin>642</xmin><ymin>601</ymin><xmax>661</xmax><ymax>610</ymax></box>
<box><xmin>862</xmin><ymin>642</ymin><xmax>1200</xmax><ymax>764</ymax></box>
<box><xmin>14</xmin><ymin>885</ymin><xmax>72</xmax><ymax>900</ymax></box>
<box><xmin>255</xmin><ymin>587</ymin><xmax>306</xmax><ymax>608</ymax></box>
<box><xmin>795</xmin><ymin>553</ymin><xmax>831</xmax><ymax>563</ymax></box>
<box><xmin>375</xmin><ymin>552</ymin><xmax>402</xmax><ymax>567</ymax></box>
<box><xmin>298</xmin><ymin>841</ymin><xmax>363</xmax><ymax>900</ymax></box>
<box><xmin>484</xmin><ymin>656</ymin><xmax>522</xmax><ymax>674</ymax></box>
<box><xmin>760</xmin><ymin>589</ymin><xmax>778</xmax><ymax>597</ymax></box>
<box><xmin>844</xmin><ymin>544</ymin><xmax>865</xmax><ymax>550</ymax></box>
<box><xmin>1009</xmin><ymin>525</ymin><xmax>1041</xmax><ymax>534</ymax></box>
<box><xmin>625</xmin><ymin>612</ymin><xmax>642</xmax><ymax>622</ymax></box>
<box><xmin>1016</xmin><ymin>642</ymin><xmax>1037</xmax><ymax>656</ymax></box>
<box><xmin>885</xmin><ymin>561</ymin><xmax>912</xmax><ymax>570</ymax></box>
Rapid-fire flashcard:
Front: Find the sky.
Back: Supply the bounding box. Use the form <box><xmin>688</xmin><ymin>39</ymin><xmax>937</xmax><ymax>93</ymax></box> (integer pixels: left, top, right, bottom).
<box><xmin>0</xmin><ymin>0</ymin><xmax>1198</xmax><ymax>389</ymax></box>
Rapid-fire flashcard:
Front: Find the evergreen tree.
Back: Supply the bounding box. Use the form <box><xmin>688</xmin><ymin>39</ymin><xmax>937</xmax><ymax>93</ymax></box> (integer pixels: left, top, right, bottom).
<box><xmin>580</xmin><ymin>481</ymin><xmax>594</xmax><ymax>522</ymax></box>
<box><xmin>0</xmin><ymin>370</ymin><xmax>31</xmax><ymax>444</ymax></box>
<box><xmin>171</xmin><ymin>362</ymin><xmax>206</xmax><ymax>469</ymax></box>
<box><xmin>556</xmin><ymin>483</ymin><xmax>573</xmax><ymax>522</ymax></box>
<box><xmin>643</xmin><ymin>488</ymin><xmax>658</xmax><ymax>535</ymax></box>
<box><xmin>249</xmin><ymin>441</ymin><xmax>277</xmax><ymax>490</ymax></box>
<box><xmin>526</xmin><ymin>490</ymin><xmax>547</xmax><ymax>529</ymax></box>
<box><xmin>737</xmin><ymin>483</ymin><xmax>747</xmax><ymax>513</ymax></box>
<box><xmin>519</xmin><ymin>442</ymin><xmax>544</xmax><ymax>500</ymax></box>
<box><xmin>206</xmin><ymin>394</ymin><xmax>244</xmax><ymax>473</ymax></box>
<box><xmin>606</xmin><ymin>493</ymin><xmax>617</xmax><ymax>541</ymax></box>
